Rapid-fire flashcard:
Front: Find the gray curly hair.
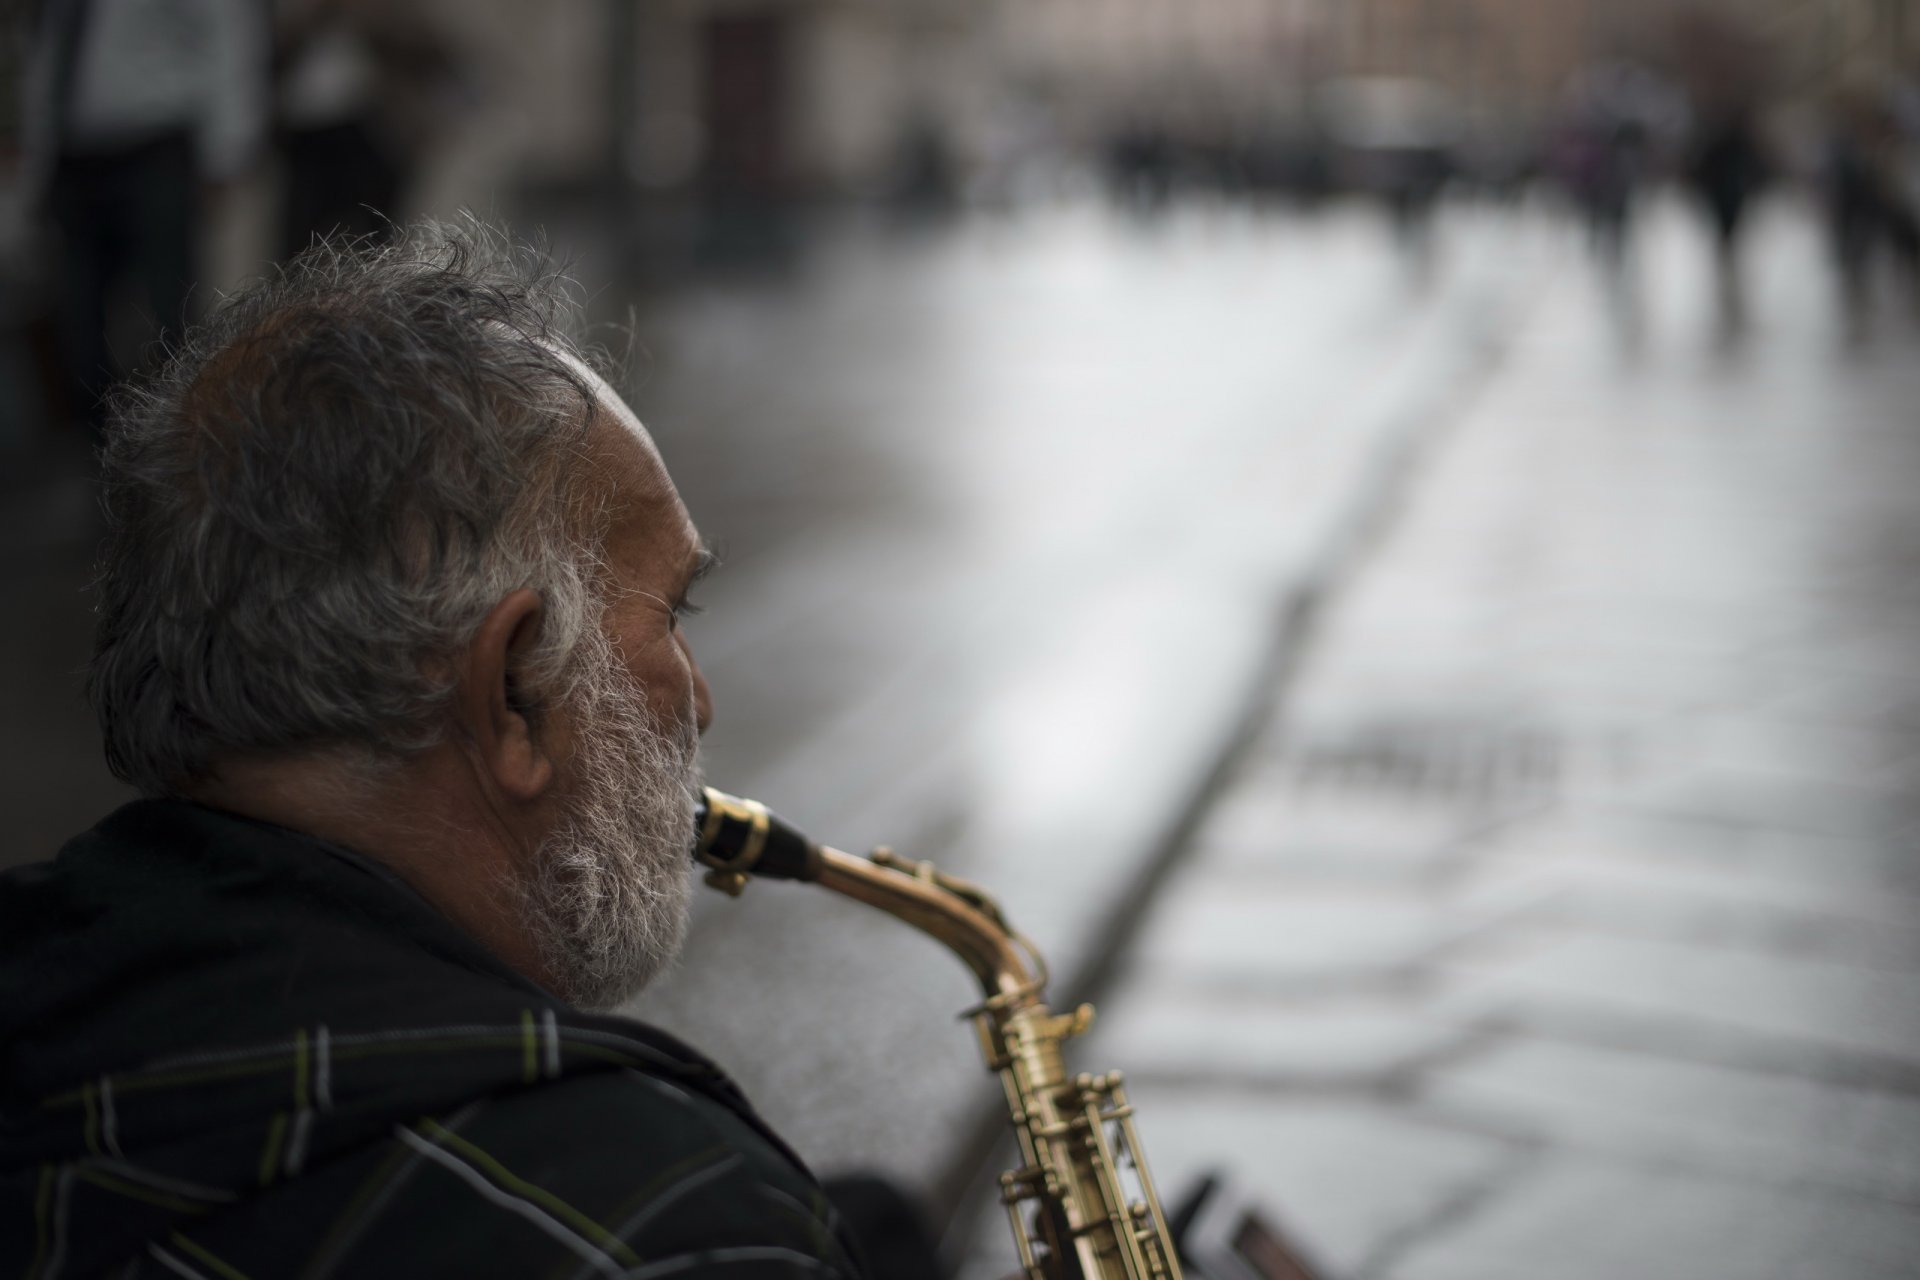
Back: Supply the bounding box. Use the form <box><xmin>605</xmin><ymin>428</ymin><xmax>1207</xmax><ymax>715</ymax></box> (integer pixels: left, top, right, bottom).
<box><xmin>89</xmin><ymin>223</ymin><xmax>616</xmax><ymax>795</ymax></box>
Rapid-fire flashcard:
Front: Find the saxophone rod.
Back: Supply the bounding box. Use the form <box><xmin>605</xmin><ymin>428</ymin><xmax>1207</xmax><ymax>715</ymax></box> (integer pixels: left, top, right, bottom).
<box><xmin>691</xmin><ymin>786</ymin><xmax>1039</xmax><ymax>1005</ymax></box>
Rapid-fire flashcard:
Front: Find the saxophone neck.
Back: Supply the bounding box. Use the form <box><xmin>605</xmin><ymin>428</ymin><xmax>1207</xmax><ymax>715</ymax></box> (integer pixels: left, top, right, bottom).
<box><xmin>813</xmin><ymin>843</ymin><xmax>1045</xmax><ymax>1005</ymax></box>
<box><xmin>693</xmin><ymin>786</ymin><xmax>1045</xmax><ymax>1003</ymax></box>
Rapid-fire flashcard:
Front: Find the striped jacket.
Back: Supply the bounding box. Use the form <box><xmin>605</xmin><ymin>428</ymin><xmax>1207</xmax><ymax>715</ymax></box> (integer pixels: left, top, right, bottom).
<box><xmin>0</xmin><ymin>801</ymin><xmax>865</xmax><ymax>1279</ymax></box>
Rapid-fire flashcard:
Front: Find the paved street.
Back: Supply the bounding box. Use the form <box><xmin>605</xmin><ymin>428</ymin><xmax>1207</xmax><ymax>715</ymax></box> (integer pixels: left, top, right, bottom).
<box><xmin>959</xmin><ymin>199</ymin><xmax>1920</xmax><ymax>1279</ymax></box>
<box><xmin>623</xmin><ymin>201</ymin><xmax>1528</xmax><ymax>1200</ymax></box>
<box><xmin>19</xmin><ymin>192</ymin><xmax>1912</xmax><ymax>1275</ymax></box>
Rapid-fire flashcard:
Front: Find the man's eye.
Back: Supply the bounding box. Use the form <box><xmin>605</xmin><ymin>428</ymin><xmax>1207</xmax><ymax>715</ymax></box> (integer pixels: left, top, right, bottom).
<box><xmin>671</xmin><ymin>598</ymin><xmax>705</xmax><ymax>624</ymax></box>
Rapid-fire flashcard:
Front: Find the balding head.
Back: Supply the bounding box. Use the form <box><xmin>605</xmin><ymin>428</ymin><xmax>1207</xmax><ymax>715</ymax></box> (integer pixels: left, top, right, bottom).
<box><xmin>91</xmin><ymin>223</ymin><xmax>612</xmax><ymax>792</ymax></box>
<box><xmin>88</xmin><ymin>223</ymin><xmax>711</xmax><ymax>1006</ymax></box>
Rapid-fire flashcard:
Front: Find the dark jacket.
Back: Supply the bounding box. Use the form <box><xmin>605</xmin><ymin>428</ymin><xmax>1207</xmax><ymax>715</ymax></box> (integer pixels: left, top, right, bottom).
<box><xmin>0</xmin><ymin>800</ymin><xmax>863</xmax><ymax>1278</ymax></box>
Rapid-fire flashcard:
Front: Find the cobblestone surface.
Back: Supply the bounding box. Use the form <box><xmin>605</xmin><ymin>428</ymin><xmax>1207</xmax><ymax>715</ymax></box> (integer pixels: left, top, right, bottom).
<box><xmin>960</xmin><ymin>199</ymin><xmax>1920</xmax><ymax>1278</ymax></box>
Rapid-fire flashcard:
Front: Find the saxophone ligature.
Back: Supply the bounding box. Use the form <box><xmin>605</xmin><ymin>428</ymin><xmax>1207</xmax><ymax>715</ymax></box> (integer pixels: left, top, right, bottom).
<box><xmin>692</xmin><ymin>786</ymin><xmax>1184</xmax><ymax>1280</ymax></box>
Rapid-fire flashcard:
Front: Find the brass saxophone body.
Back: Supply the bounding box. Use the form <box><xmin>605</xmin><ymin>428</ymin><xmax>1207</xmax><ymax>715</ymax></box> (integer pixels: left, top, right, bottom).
<box><xmin>692</xmin><ymin>787</ymin><xmax>1184</xmax><ymax>1280</ymax></box>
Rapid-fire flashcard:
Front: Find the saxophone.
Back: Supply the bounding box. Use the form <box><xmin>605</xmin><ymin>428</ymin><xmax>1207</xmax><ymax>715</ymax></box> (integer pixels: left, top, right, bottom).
<box><xmin>692</xmin><ymin>787</ymin><xmax>1185</xmax><ymax>1280</ymax></box>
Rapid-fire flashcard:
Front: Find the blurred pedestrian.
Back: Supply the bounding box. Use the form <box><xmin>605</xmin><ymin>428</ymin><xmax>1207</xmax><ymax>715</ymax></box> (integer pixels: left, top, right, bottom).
<box><xmin>17</xmin><ymin>0</ymin><xmax>267</xmax><ymax>440</ymax></box>
<box><xmin>883</xmin><ymin>111</ymin><xmax>957</xmax><ymax>224</ymax></box>
<box><xmin>1318</xmin><ymin>77</ymin><xmax>1458</xmax><ymax>280</ymax></box>
<box><xmin>1821</xmin><ymin>79</ymin><xmax>1920</xmax><ymax>324</ymax></box>
<box><xmin>1380</xmin><ymin>143</ymin><xmax>1450</xmax><ymax>277</ymax></box>
<box><xmin>1106</xmin><ymin>122</ymin><xmax>1176</xmax><ymax>213</ymax></box>
<box><xmin>272</xmin><ymin>0</ymin><xmax>465</xmax><ymax>260</ymax></box>
<box><xmin>1551</xmin><ymin>114</ymin><xmax>1636</xmax><ymax>265</ymax></box>
<box><xmin>1552</xmin><ymin>60</ymin><xmax>1683</xmax><ymax>348</ymax></box>
<box><xmin>1686</xmin><ymin>106</ymin><xmax>1769</xmax><ymax>328</ymax></box>
<box><xmin>1553</xmin><ymin>63</ymin><xmax>1673</xmax><ymax>270</ymax></box>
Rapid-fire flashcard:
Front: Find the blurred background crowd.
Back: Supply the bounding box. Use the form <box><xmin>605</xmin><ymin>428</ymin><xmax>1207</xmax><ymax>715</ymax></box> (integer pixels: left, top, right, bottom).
<box><xmin>3</xmin><ymin>0</ymin><xmax>1919</xmax><ymax>437</ymax></box>
<box><xmin>5</xmin><ymin>3</ymin><xmax>1920</xmax><ymax>1278</ymax></box>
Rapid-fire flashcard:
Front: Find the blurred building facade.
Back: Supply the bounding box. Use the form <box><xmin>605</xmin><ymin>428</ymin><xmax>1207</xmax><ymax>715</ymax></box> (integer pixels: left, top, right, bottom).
<box><xmin>9</xmin><ymin>0</ymin><xmax>1919</xmax><ymax>239</ymax></box>
<box><xmin>990</xmin><ymin>0</ymin><xmax>1920</xmax><ymax>136</ymax></box>
<box><xmin>428</xmin><ymin>0</ymin><xmax>989</xmax><ymax>207</ymax></box>
<box><xmin>294</xmin><ymin>0</ymin><xmax>1920</xmax><ymax>219</ymax></box>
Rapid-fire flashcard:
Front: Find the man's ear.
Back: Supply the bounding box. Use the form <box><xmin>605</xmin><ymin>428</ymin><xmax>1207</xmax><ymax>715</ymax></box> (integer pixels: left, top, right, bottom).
<box><xmin>454</xmin><ymin>587</ymin><xmax>556</xmax><ymax>803</ymax></box>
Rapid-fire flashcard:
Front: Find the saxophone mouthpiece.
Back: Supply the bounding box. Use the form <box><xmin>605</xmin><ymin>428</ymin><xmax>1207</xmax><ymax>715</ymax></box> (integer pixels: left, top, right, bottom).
<box><xmin>692</xmin><ymin>787</ymin><xmax>822</xmax><ymax>895</ymax></box>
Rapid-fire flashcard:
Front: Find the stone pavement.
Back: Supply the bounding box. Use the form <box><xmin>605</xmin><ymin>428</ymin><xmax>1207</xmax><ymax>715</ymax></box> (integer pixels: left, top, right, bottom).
<box><xmin>624</xmin><ymin>201</ymin><xmax>1532</xmax><ymax>1203</ymax></box>
<box><xmin>957</xmin><ymin>198</ymin><xmax>1920</xmax><ymax>1279</ymax></box>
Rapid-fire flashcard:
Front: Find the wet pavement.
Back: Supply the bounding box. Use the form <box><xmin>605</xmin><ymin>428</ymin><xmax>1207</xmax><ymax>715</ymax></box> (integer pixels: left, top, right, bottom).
<box><xmin>16</xmin><ymin>192</ymin><xmax>1910</xmax><ymax>1274</ymax></box>
<box><xmin>954</xmin><ymin>199</ymin><xmax>1920</xmax><ymax>1278</ymax></box>
<box><xmin>621</xmin><ymin>201</ymin><xmax>1531</xmax><ymax>1204</ymax></box>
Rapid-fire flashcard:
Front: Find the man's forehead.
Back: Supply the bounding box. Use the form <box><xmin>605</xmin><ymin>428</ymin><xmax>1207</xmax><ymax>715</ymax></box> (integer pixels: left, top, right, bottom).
<box><xmin>557</xmin><ymin>353</ymin><xmax>670</xmax><ymax>501</ymax></box>
<box><xmin>556</xmin><ymin>352</ymin><xmax>658</xmax><ymax>455</ymax></box>
<box><xmin>554</xmin><ymin>351</ymin><xmax>702</xmax><ymax>561</ymax></box>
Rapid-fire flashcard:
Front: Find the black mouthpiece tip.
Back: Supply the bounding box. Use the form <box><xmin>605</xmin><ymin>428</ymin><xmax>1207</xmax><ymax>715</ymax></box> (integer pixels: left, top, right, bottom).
<box><xmin>692</xmin><ymin>788</ymin><xmax>819</xmax><ymax>883</ymax></box>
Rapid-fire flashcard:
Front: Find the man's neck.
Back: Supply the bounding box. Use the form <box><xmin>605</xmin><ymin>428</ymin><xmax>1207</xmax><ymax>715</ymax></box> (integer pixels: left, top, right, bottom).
<box><xmin>187</xmin><ymin>750</ymin><xmax>561</xmax><ymax>995</ymax></box>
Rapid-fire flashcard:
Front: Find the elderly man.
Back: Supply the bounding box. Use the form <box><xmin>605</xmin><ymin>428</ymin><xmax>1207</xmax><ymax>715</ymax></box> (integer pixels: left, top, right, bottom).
<box><xmin>0</xmin><ymin>227</ymin><xmax>866</xmax><ymax>1277</ymax></box>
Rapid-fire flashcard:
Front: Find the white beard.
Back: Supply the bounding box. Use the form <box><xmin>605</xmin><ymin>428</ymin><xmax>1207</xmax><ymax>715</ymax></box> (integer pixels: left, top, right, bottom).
<box><xmin>522</xmin><ymin>625</ymin><xmax>698</xmax><ymax>1010</ymax></box>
